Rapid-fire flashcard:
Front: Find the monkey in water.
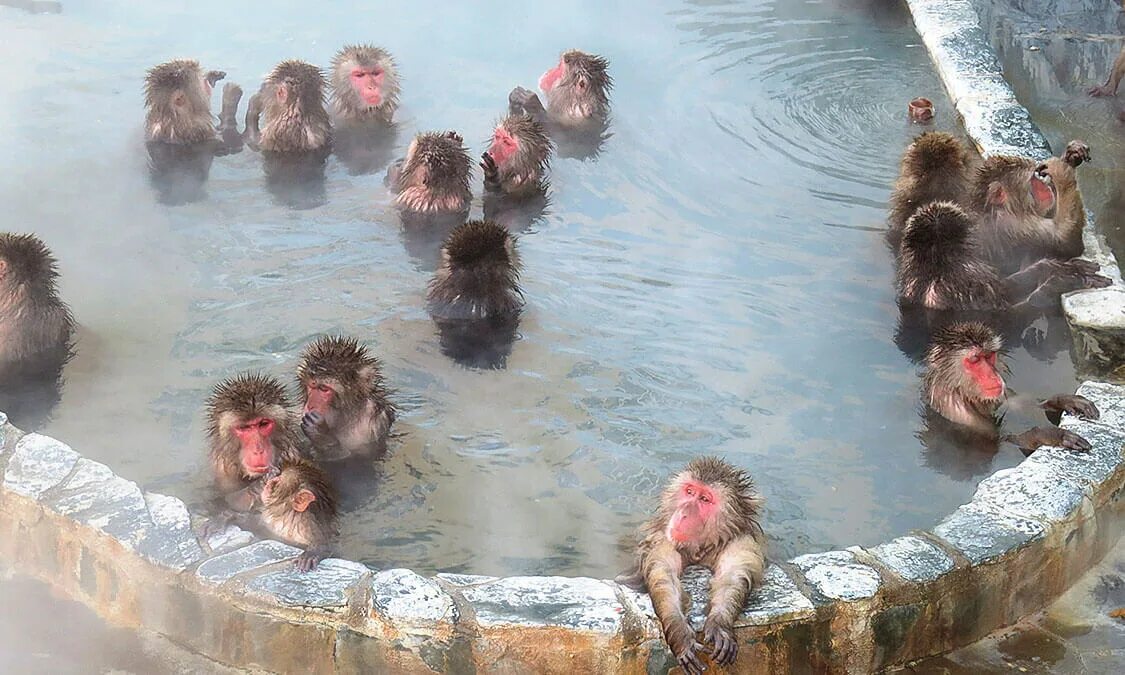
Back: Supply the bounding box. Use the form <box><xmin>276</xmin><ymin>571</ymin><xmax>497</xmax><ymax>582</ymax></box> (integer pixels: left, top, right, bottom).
<box><xmin>385</xmin><ymin>131</ymin><xmax>473</xmax><ymax>216</ymax></box>
<box><xmin>245</xmin><ymin>60</ymin><xmax>331</xmax><ymax>154</ymax></box>
<box><xmin>886</xmin><ymin>131</ymin><xmax>973</xmax><ymax>250</ymax></box>
<box><xmin>922</xmin><ymin>322</ymin><xmax>1098</xmax><ymax>455</ymax></box>
<box><xmin>329</xmin><ymin>44</ymin><xmax>400</xmax><ymax>125</ymax></box>
<box><xmin>427</xmin><ymin>220</ymin><xmax>524</xmax><ymax>368</ymax></box>
<box><xmin>257</xmin><ymin>458</ymin><xmax>339</xmax><ymax>571</ymax></box>
<box><xmin>1089</xmin><ymin>44</ymin><xmax>1125</xmax><ymax>99</ymax></box>
<box><xmin>509</xmin><ymin>49</ymin><xmax>612</xmax><ymax>159</ymax></box>
<box><xmin>481</xmin><ymin>114</ymin><xmax>552</xmax><ymax>199</ymax></box>
<box><xmin>0</xmin><ymin>233</ymin><xmax>75</xmax><ymax>427</ymax></box>
<box><xmin>895</xmin><ymin>201</ymin><xmax>1109</xmax><ymax>314</ymax></box>
<box><xmin>617</xmin><ymin>456</ymin><xmax>766</xmax><ymax>675</ymax></box>
<box><xmin>297</xmin><ymin>335</ymin><xmax>396</xmax><ymax>460</ymax></box>
<box><xmin>206</xmin><ymin>372</ymin><xmax>304</xmax><ymax>502</ymax></box>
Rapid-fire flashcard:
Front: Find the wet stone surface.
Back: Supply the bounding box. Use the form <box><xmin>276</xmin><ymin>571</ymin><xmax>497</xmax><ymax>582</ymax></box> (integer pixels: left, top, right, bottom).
<box><xmin>202</xmin><ymin>523</ymin><xmax>256</xmax><ymax>555</ymax></box>
<box><xmin>1075</xmin><ymin>382</ymin><xmax>1125</xmax><ymax>432</ymax></box>
<box><xmin>434</xmin><ymin>573</ymin><xmax>498</xmax><ymax>588</ymax></box>
<box><xmin>932</xmin><ymin>504</ymin><xmax>1045</xmax><ymax>565</ymax></box>
<box><xmin>738</xmin><ymin>565</ymin><xmax>816</xmax><ymax>626</ymax></box>
<box><xmin>45</xmin><ymin>459</ymin><xmax>148</xmax><ymax>547</ymax></box>
<box><xmin>1064</xmin><ymin>288</ymin><xmax>1125</xmax><ymax>331</ymax></box>
<box><xmin>372</xmin><ymin>568</ymin><xmax>457</xmax><ymax>624</ymax></box>
<box><xmin>460</xmin><ymin>575</ymin><xmax>624</xmax><ymax>632</ymax></box>
<box><xmin>869</xmin><ymin>535</ymin><xmax>956</xmax><ymax>583</ymax></box>
<box><xmin>137</xmin><ymin>493</ymin><xmax>204</xmax><ymax>571</ymax></box>
<box><xmin>241</xmin><ymin>558</ymin><xmax>368</xmax><ymax>609</ymax></box>
<box><xmin>1021</xmin><ymin>422</ymin><xmax>1125</xmax><ymax>490</ymax></box>
<box><xmin>3</xmin><ymin>434</ymin><xmax>79</xmax><ymax>500</ymax></box>
<box><xmin>791</xmin><ymin>550</ymin><xmax>882</xmax><ymax>602</ymax></box>
<box><xmin>196</xmin><ymin>540</ymin><xmax>302</xmax><ymax>586</ymax></box>
<box><xmin>972</xmin><ymin>464</ymin><xmax>1088</xmax><ymax>524</ymax></box>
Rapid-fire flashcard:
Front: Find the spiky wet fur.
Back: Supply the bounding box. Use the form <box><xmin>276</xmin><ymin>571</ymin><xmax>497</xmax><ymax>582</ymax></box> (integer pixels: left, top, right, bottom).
<box><xmin>922</xmin><ymin>322</ymin><xmax>1006</xmax><ymax>437</ymax></box>
<box><xmin>329</xmin><ymin>45</ymin><xmax>400</xmax><ymax>124</ymax></box>
<box><xmin>896</xmin><ymin>202</ymin><xmax>1006</xmax><ymax>310</ymax></box>
<box><xmin>887</xmin><ymin>132</ymin><xmax>972</xmax><ymax>249</ymax></box>
<box><xmin>486</xmin><ymin>114</ymin><xmax>552</xmax><ymax>198</ymax></box>
<box><xmin>427</xmin><ymin>220</ymin><xmax>523</xmax><ymax>321</ymax></box>
<box><xmin>256</xmin><ymin>60</ymin><xmax>331</xmax><ymax>153</ymax></box>
<box><xmin>206</xmin><ymin>372</ymin><xmax>303</xmax><ymax>489</ymax></box>
<box><xmin>0</xmin><ymin>233</ymin><xmax>75</xmax><ymax>381</ymax></box>
<box><xmin>144</xmin><ymin>59</ymin><xmax>216</xmax><ymax>144</ymax></box>
<box><xmin>260</xmin><ymin>458</ymin><xmax>338</xmax><ymax>548</ymax></box>
<box><xmin>546</xmin><ymin>50</ymin><xmax>612</xmax><ymax>125</ymax></box>
<box><xmin>392</xmin><ymin>132</ymin><xmax>473</xmax><ymax>213</ymax></box>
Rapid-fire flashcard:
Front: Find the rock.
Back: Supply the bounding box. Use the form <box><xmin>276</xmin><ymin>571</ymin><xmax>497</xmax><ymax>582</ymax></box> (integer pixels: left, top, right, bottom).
<box><xmin>1064</xmin><ymin>288</ymin><xmax>1125</xmax><ymax>380</ymax></box>
<box><xmin>792</xmin><ymin>550</ymin><xmax>882</xmax><ymax>602</ymax></box>
<box><xmin>869</xmin><ymin>536</ymin><xmax>955</xmax><ymax>584</ymax></box>
<box><xmin>242</xmin><ymin>558</ymin><xmax>369</xmax><ymax>610</ymax></box>
<box><xmin>3</xmin><ymin>433</ymin><xmax>80</xmax><ymax>500</ymax></box>
<box><xmin>932</xmin><ymin>504</ymin><xmax>1045</xmax><ymax>564</ymax></box>
<box><xmin>373</xmin><ymin>568</ymin><xmax>458</xmax><ymax>624</ymax></box>
<box><xmin>196</xmin><ymin>540</ymin><xmax>303</xmax><ymax>586</ymax></box>
<box><xmin>460</xmin><ymin>575</ymin><xmax>624</xmax><ymax>633</ymax></box>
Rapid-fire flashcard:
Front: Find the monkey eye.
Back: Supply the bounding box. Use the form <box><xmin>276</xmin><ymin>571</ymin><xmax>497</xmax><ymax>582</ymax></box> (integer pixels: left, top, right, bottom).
<box><xmin>685</xmin><ymin>486</ymin><xmax>694</xmax><ymax>496</ymax></box>
<box><xmin>699</xmin><ymin>493</ymin><xmax>712</xmax><ymax>504</ymax></box>
<box><xmin>968</xmin><ymin>354</ymin><xmax>981</xmax><ymax>364</ymax></box>
<box><xmin>317</xmin><ymin>384</ymin><xmax>332</xmax><ymax>394</ymax></box>
<box><xmin>258</xmin><ymin>418</ymin><xmax>272</xmax><ymax>429</ymax></box>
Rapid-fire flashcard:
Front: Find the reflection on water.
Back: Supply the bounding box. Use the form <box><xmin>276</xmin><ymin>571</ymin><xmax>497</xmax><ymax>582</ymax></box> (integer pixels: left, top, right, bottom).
<box><xmin>0</xmin><ymin>0</ymin><xmax>1081</xmax><ymax>578</ymax></box>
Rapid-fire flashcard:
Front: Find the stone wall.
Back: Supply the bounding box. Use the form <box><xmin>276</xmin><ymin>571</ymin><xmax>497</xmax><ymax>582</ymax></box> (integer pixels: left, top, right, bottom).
<box><xmin>2</xmin><ymin>1</ymin><xmax>1125</xmax><ymax>673</ymax></box>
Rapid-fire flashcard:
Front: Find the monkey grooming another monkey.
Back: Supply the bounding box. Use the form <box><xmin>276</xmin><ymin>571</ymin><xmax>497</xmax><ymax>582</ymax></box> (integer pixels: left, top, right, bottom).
<box><xmin>896</xmin><ymin>202</ymin><xmax>1109</xmax><ymax>313</ymax></box>
<box><xmin>386</xmin><ymin>131</ymin><xmax>473</xmax><ymax>216</ymax></box>
<box><xmin>427</xmin><ymin>220</ymin><xmax>523</xmax><ymax>368</ymax></box>
<box><xmin>329</xmin><ymin>44</ymin><xmax>400</xmax><ymax>125</ymax></box>
<box><xmin>297</xmin><ymin>335</ymin><xmax>396</xmax><ymax>460</ymax></box>
<box><xmin>257</xmin><ymin>458</ymin><xmax>339</xmax><ymax>571</ymax></box>
<box><xmin>617</xmin><ymin>456</ymin><xmax>766</xmax><ymax>675</ymax></box>
<box><xmin>922</xmin><ymin>322</ymin><xmax>1098</xmax><ymax>454</ymax></box>
<box><xmin>0</xmin><ymin>233</ymin><xmax>75</xmax><ymax>427</ymax></box>
<box><xmin>245</xmin><ymin>60</ymin><xmax>331</xmax><ymax>153</ymax></box>
<box><xmin>206</xmin><ymin>372</ymin><xmax>304</xmax><ymax>500</ymax></box>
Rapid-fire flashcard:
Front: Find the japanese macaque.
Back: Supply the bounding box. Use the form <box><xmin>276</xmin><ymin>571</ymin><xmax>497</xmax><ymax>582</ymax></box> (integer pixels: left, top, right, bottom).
<box><xmin>922</xmin><ymin>322</ymin><xmax>1098</xmax><ymax>454</ymax></box>
<box><xmin>509</xmin><ymin>49</ymin><xmax>612</xmax><ymax>129</ymax></box>
<box><xmin>329</xmin><ymin>44</ymin><xmax>400</xmax><ymax>125</ymax></box>
<box><xmin>616</xmin><ymin>457</ymin><xmax>766</xmax><ymax>675</ymax></box>
<box><xmin>297</xmin><ymin>335</ymin><xmax>396</xmax><ymax>460</ymax></box>
<box><xmin>144</xmin><ymin>59</ymin><xmax>238</xmax><ymax>146</ymax></box>
<box><xmin>206</xmin><ymin>372</ymin><xmax>304</xmax><ymax>499</ymax></box>
<box><xmin>0</xmin><ymin>234</ymin><xmax>75</xmax><ymax>427</ymax></box>
<box><xmin>1089</xmin><ymin>45</ymin><xmax>1125</xmax><ymax>98</ymax></box>
<box><xmin>887</xmin><ymin>131</ymin><xmax>973</xmax><ymax>250</ymax></box>
<box><xmin>258</xmin><ymin>459</ymin><xmax>338</xmax><ymax>571</ymax></box>
<box><xmin>427</xmin><ymin>220</ymin><xmax>523</xmax><ymax>368</ymax></box>
<box><xmin>481</xmin><ymin>114</ymin><xmax>552</xmax><ymax>199</ymax></box>
<box><xmin>245</xmin><ymin>60</ymin><xmax>331</xmax><ymax>153</ymax></box>
<box><xmin>895</xmin><ymin>202</ymin><xmax>1109</xmax><ymax>313</ymax></box>
<box><xmin>970</xmin><ymin>141</ymin><xmax>1091</xmax><ymax>273</ymax></box>
<box><xmin>385</xmin><ymin>131</ymin><xmax>472</xmax><ymax>216</ymax></box>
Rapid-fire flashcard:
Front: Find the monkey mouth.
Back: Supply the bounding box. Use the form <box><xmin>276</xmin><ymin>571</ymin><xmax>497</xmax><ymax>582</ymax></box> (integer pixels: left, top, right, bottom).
<box><xmin>361</xmin><ymin>91</ymin><xmax>382</xmax><ymax>107</ymax></box>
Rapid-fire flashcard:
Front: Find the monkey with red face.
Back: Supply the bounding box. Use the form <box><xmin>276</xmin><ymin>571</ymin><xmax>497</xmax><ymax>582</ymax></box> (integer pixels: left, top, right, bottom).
<box><xmin>617</xmin><ymin>457</ymin><xmax>766</xmax><ymax>675</ymax></box>
<box><xmin>509</xmin><ymin>49</ymin><xmax>612</xmax><ymax>159</ymax></box>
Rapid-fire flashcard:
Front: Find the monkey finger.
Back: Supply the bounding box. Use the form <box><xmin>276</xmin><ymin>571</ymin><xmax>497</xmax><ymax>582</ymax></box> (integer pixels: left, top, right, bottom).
<box><xmin>678</xmin><ymin>648</ymin><xmax>707</xmax><ymax>675</ymax></box>
<box><xmin>205</xmin><ymin>70</ymin><xmax>226</xmax><ymax>86</ymax></box>
<box><xmin>1084</xmin><ymin>273</ymin><xmax>1113</xmax><ymax>289</ymax></box>
<box><xmin>1061</xmin><ymin>431</ymin><xmax>1092</xmax><ymax>452</ymax></box>
<box><xmin>710</xmin><ymin>634</ymin><xmax>737</xmax><ymax>665</ymax></box>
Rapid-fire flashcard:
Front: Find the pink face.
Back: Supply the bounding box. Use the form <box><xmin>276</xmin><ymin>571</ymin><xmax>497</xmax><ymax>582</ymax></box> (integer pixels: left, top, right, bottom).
<box><xmin>350</xmin><ymin>66</ymin><xmax>385</xmax><ymax>106</ymax></box>
<box><xmin>964</xmin><ymin>350</ymin><xmax>1004</xmax><ymax>400</ymax></box>
<box><xmin>234</xmin><ymin>417</ymin><xmax>277</xmax><ymax>476</ymax></box>
<box><xmin>304</xmin><ymin>381</ymin><xmax>335</xmax><ymax>416</ymax></box>
<box><xmin>538</xmin><ymin>58</ymin><xmax>565</xmax><ymax>93</ymax></box>
<box><xmin>487</xmin><ymin>126</ymin><xmax>519</xmax><ymax>166</ymax></box>
<box><xmin>668</xmin><ymin>480</ymin><xmax>718</xmax><ymax>543</ymax></box>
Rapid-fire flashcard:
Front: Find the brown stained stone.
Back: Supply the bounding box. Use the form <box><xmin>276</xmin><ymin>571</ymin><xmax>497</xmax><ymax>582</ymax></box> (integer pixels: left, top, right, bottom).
<box><xmin>470</xmin><ymin>625</ymin><xmax>632</xmax><ymax>674</ymax></box>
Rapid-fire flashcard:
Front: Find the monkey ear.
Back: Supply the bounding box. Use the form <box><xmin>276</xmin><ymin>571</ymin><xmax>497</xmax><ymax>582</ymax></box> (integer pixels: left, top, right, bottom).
<box><xmin>292</xmin><ymin>489</ymin><xmax>317</xmax><ymax>512</ymax></box>
<box><xmin>986</xmin><ymin>182</ymin><xmax>1007</xmax><ymax>206</ymax></box>
<box><xmin>275</xmin><ymin>85</ymin><xmax>288</xmax><ymax>103</ymax></box>
<box><xmin>356</xmin><ymin>365</ymin><xmax>377</xmax><ymax>384</ymax></box>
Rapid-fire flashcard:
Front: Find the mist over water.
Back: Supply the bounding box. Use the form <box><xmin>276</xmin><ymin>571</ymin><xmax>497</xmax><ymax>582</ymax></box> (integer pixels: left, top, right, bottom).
<box><xmin>0</xmin><ymin>0</ymin><xmax>1080</xmax><ymax>583</ymax></box>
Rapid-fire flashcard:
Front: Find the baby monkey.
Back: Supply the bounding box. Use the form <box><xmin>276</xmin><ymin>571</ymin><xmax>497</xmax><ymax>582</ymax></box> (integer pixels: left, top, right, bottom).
<box><xmin>258</xmin><ymin>459</ymin><xmax>339</xmax><ymax>571</ymax></box>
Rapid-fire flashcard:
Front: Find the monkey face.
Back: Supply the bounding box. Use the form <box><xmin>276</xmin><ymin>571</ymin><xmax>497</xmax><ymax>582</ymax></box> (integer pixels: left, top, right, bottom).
<box><xmin>349</xmin><ymin>65</ymin><xmax>385</xmax><ymax>107</ymax></box>
<box><xmin>962</xmin><ymin>348</ymin><xmax>1005</xmax><ymax>401</ymax></box>
<box><xmin>303</xmin><ymin>378</ymin><xmax>339</xmax><ymax>419</ymax></box>
<box><xmin>666</xmin><ymin>478</ymin><xmax>719</xmax><ymax>544</ymax></box>
<box><xmin>539</xmin><ymin>57</ymin><xmax>566</xmax><ymax>93</ymax></box>
<box><xmin>232</xmin><ymin>416</ymin><xmax>278</xmax><ymax>476</ymax></box>
<box><xmin>487</xmin><ymin>126</ymin><xmax>519</xmax><ymax>166</ymax></box>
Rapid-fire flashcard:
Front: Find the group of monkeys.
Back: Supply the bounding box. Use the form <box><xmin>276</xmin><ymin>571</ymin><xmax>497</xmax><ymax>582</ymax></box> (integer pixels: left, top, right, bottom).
<box><xmin>1</xmin><ymin>42</ymin><xmax>1124</xmax><ymax>675</ymax></box>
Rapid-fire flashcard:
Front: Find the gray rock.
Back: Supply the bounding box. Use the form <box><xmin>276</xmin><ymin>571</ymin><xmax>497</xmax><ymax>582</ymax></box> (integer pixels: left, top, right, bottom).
<box><xmin>460</xmin><ymin>575</ymin><xmax>624</xmax><ymax>633</ymax></box>
<box><xmin>373</xmin><ymin>568</ymin><xmax>458</xmax><ymax>624</ymax></box>
<box><xmin>738</xmin><ymin>565</ymin><xmax>816</xmax><ymax>626</ymax></box>
<box><xmin>791</xmin><ymin>551</ymin><xmax>881</xmax><ymax>602</ymax></box>
<box><xmin>1074</xmin><ymin>381</ymin><xmax>1125</xmax><ymax>432</ymax></box>
<box><xmin>972</xmin><ymin>463</ymin><xmax>1089</xmax><ymax>524</ymax></box>
<box><xmin>1021</xmin><ymin>420</ymin><xmax>1125</xmax><ymax>489</ymax></box>
<box><xmin>45</xmin><ymin>458</ymin><xmax>149</xmax><ymax>546</ymax></box>
<box><xmin>932</xmin><ymin>504</ymin><xmax>1045</xmax><ymax>564</ymax></box>
<box><xmin>196</xmin><ymin>540</ymin><xmax>302</xmax><ymax>586</ymax></box>
<box><xmin>241</xmin><ymin>558</ymin><xmax>369</xmax><ymax>609</ymax></box>
<box><xmin>434</xmin><ymin>572</ymin><xmax>498</xmax><ymax>587</ymax></box>
<box><xmin>3</xmin><ymin>433</ymin><xmax>80</xmax><ymax>500</ymax></box>
<box><xmin>869</xmin><ymin>536</ymin><xmax>955</xmax><ymax>583</ymax></box>
<box><xmin>137</xmin><ymin>493</ymin><xmax>205</xmax><ymax>571</ymax></box>
<box><xmin>1064</xmin><ymin>288</ymin><xmax>1125</xmax><ymax>377</ymax></box>
<box><xmin>204</xmin><ymin>523</ymin><xmax>257</xmax><ymax>554</ymax></box>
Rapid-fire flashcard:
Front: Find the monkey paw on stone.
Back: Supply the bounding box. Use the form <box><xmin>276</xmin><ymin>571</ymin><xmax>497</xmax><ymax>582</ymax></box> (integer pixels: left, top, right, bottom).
<box><xmin>1041</xmin><ymin>394</ymin><xmax>1099</xmax><ymax>420</ymax></box>
<box><xmin>294</xmin><ymin>550</ymin><xmax>323</xmax><ymax>572</ymax></box>
<box><xmin>1063</xmin><ymin>140</ymin><xmax>1092</xmax><ymax>167</ymax></box>
<box><xmin>703</xmin><ymin>620</ymin><xmax>738</xmax><ymax>666</ymax></box>
<box><xmin>1007</xmin><ymin>426</ymin><xmax>1091</xmax><ymax>453</ymax></box>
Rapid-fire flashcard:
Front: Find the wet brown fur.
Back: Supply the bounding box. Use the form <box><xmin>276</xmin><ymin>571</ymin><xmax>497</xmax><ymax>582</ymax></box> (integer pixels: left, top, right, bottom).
<box><xmin>484</xmin><ymin>114</ymin><xmax>552</xmax><ymax>198</ymax></box>
<box><xmin>247</xmin><ymin>60</ymin><xmax>331</xmax><ymax>153</ymax></box>
<box><xmin>0</xmin><ymin>233</ymin><xmax>75</xmax><ymax>381</ymax></box>
<box><xmin>260</xmin><ymin>458</ymin><xmax>339</xmax><ymax>549</ymax></box>
<box><xmin>547</xmin><ymin>50</ymin><xmax>612</xmax><ymax>125</ymax></box>
<box><xmin>887</xmin><ymin>132</ymin><xmax>972</xmax><ymax>249</ymax></box>
<box><xmin>922</xmin><ymin>322</ymin><xmax>1006</xmax><ymax>438</ymax></box>
<box><xmin>144</xmin><ymin>59</ymin><xmax>217</xmax><ymax>144</ymax></box>
<box><xmin>389</xmin><ymin>131</ymin><xmax>472</xmax><ymax>213</ymax></box>
<box><xmin>427</xmin><ymin>220</ymin><xmax>523</xmax><ymax>321</ymax></box>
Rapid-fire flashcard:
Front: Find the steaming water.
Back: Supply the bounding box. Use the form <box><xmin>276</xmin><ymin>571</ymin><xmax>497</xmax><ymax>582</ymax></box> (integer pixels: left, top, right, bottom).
<box><xmin>0</xmin><ymin>0</ymin><xmax>1081</xmax><ymax>580</ymax></box>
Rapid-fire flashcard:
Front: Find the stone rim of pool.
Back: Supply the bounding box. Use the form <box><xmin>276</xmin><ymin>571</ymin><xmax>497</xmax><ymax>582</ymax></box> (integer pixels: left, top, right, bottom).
<box><xmin>2</xmin><ymin>0</ymin><xmax>1125</xmax><ymax>671</ymax></box>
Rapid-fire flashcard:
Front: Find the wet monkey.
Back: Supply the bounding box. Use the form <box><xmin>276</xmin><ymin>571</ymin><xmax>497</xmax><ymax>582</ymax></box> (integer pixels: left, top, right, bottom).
<box><xmin>329</xmin><ymin>45</ymin><xmax>400</xmax><ymax>125</ymax></box>
<box><xmin>144</xmin><ymin>59</ymin><xmax>240</xmax><ymax>147</ymax></box>
<box><xmin>509</xmin><ymin>49</ymin><xmax>612</xmax><ymax>159</ymax></box>
<box><xmin>481</xmin><ymin>114</ymin><xmax>552</xmax><ymax>199</ymax></box>
<box><xmin>886</xmin><ymin>131</ymin><xmax>972</xmax><ymax>250</ymax></box>
<box><xmin>617</xmin><ymin>457</ymin><xmax>766</xmax><ymax>675</ymax></box>
<box><xmin>206</xmin><ymin>372</ymin><xmax>304</xmax><ymax>499</ymax></box>
<box><xmin>895</xmin><ymin>202</ymin><xmax>1109</xmax><ymax>313</ymax></box>
<box><xmin>257</xmin><ymin>459</ymin><xmax>339</xmax><ymax>571</ymax></box>
<box><xmin>0</xmin><ymin>233</ymin><xmax>75</xmax><ymax>427</ymax></box>
<box><xmin>245</xmin><ymin>60</ymin><xmax>331</xmax><ymax>153</ymax></box>
<box><xmin>922</xmin><ymin>322</ymin><xmax>1098</xmax><ymax>453</ymax></box>
<box><xmin>386</xmin><ymin>131</ymin><xmax>473</xmax><ymax>216</ymax></box>
<box><xmin>297</xmin><ymin>335</ymin><xmax>396</xmax><ymax>460</ymax></box>
<box><xmin>426</xmin><ymin>220</ymin><xmax>524</xmax><ymax>368</ymax></box>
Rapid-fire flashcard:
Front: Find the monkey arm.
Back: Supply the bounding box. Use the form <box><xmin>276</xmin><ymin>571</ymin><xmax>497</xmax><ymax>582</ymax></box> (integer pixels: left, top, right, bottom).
<box><xmin>703</xmin><ymin>535</ymin><xmax>765</xmax><ymax>666</ymax></box>
<box><xmin>243</xmin><ymin>92</ymin><xmax>263</xmax><ymax>151</ymax></box>
<box><xmin>1090</xmin><ymin>46</ymin><xmax>1125</xmax><ymax>97</ymax></box>
<box><xmin>215</xmin><ymin>83</ymin><xmax>244</xmax><ymax>155</ymax></box>
<box><xmin>480</xmin><ymin>153</ymin><xmax>503</xmax><ymax>193</ymax></box>
<box><xmin>1002</xmin><ymin>426</ymin><xmax>1091</xmax><ymax>454</ymax></box>
<box><xmin>301</xmin><ymin>411</ymin><xmax>344</xmax><ymax>460</ymax></box>
<box><xmin>643</xmin><ymin>542</ymin><xmax>706</xmax><ymax>675</ymax></box>
<box><xmin>1004</xmin><ymin>258</ymin><xmax>1111</xmax><ymax>313</ymax></box>
<box><xmin>509</xmin><ymin>86</ymin><xmax>548</xmax><ymax>124</ymax></box>
<box><xmin>384</xmin><ymin>158</ymin><xmax>404</xmax><ymax>191</ymax></box>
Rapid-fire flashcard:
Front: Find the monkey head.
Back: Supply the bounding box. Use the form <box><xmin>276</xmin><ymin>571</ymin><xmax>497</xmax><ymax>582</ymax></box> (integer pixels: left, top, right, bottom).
<box><xmin>661</xmin><ymin>456</ymin><xmax>762</xmax><ymax>550</ymax></box>
<box><xmin>395</xmin><ymin>131</ymin><xmax>472</xmax><ymax>212</ymax></box>
<box><xmin>331</xmin><ymin>45</ymin><xmax>399</xmax><ymax>121</ymax></box>
<box><xmin>261</xmin><ymin>459</ymin><xmax>334</xmax><ymax>515</ymax></box>
<box><xmin>485</xmin><ymin>114</ymin><xmax>550</xmax><ymax>172</ymax></box>
<box><xmin>207</xmin><ymin>373</ymin><xmax>295</xmax><ymax>479</ymax></box>
<box><xmin>539</xmin><ymin>49</ymin><xmax>612</xmax><ymax>121</ymax></box>
<box><xmin>0</xmin><ymin>233</ymin><xmax>60</xmax><ymax>293</ymax></box>
<box><xmin>924</xmin><ymin>322</ymin><xmax>1006</xmax><ymax>407</ymax></box>
<box><xmin>144</xmin><ymin>60</ymin><xmax>225</xmax><ymax>144</ymax></box>
<box><xmin>267</xmin><ymin>60</ymin><xmax>326</xmax><ymax>113</ymax></box>
<box><xmin>297</xmin><ymin>335</ymin><xmax>383</xmax><ymax>426</ymax></box>
<box><xmin>974</xmin><ymin>156</ymin><xmax>1056</xmax><ymax>219</ymax></box>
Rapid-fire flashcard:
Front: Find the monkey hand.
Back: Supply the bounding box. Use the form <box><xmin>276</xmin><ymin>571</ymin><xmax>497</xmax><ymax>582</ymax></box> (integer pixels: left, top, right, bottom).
<box><xmin>509</xmin><ymin>87</ymin><xmax>545</xmax><ymax>115</ymax></box>
<box><xmin>1062</xmin><ymin>140</ymin><xmax>1092</xmax><ymax>167</ymax></box>
<box><xmin>301</xmin><ymin>411</ymin><xmax>330</xmax><ymax>440</ymax></box>
<box><xmin>703</xmin><ymin>619</ymin><xmax>738</xmax><ymax>666</ymax></box>
<box><xmin>1005</xmin><ymin>426</ymin><xmax>1091</xmax><ymax>454</ymax></box>
<box><xmin>668</xmin><ymin>626</ymin><xmax>708</xmax><ymax>675</ymax></box>
<box><xmin>480</xmin><ymin>152</ymin><xmax>500</xmax><ymax>185</ymax></box>
<box><xmin>1089</xmin><ymin>83</ymin><xmax>1116</xmax><ymax>97</ymax></box>
<box><xmin>199</xmin><ymin>512</ymin><xmax>235</xmax><ymax>540</ymax></box>
<box><xmin>1041</xmin><ymin>394</ymin><xmax>1100</xmax><ymax>420</ymax></box>
<box><xmin>294</xmin><ymin>549</ymin><xmax>324</xmax><ymax>572</ymax></box>
<box><xmin>205</xmin><ymin>70</ymin><xmax>227</xmax><ymax>87</ymax></box>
